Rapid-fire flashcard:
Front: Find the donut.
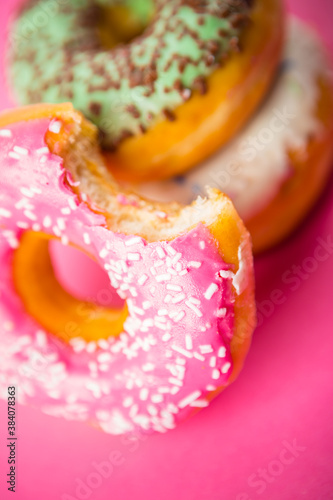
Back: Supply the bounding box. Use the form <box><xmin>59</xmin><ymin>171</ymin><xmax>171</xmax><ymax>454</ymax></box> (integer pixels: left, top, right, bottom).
<box><xmin>0</xmin><ymin>103</ymin><xmax>255</xmax><ymax>435</ymax></box>
<box><xmin>8</xmin><ymin>0</ymin><xmax>284</xmax><ymax>181</ymax></box>
<box><xmin>136</xmin><ymin>19</ymin><xmax>333</xmax><ymax>253</ymax></box>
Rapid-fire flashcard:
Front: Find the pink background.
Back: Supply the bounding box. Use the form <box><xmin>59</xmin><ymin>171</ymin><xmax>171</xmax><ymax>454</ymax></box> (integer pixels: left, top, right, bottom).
<box><xmin>1</xmin><ymin>1</ymin><xmax>333</xmax><ymax>499</ymax></box>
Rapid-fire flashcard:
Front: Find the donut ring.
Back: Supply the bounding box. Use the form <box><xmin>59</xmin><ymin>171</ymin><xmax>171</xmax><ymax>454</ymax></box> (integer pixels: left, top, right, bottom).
<box><xmin>0</xmin><ymin>104</ymin><xmax>255</xmax><ymax>434</ymax></box>
<box><xmin>136</xmin><ymin>19</ymin><xmax>333</xmax><ymax>253</ymax></box>
<box><xmin>9</xmin><ymin>0</ymin><xmax>284</xmax><ymax>181</ymax></box>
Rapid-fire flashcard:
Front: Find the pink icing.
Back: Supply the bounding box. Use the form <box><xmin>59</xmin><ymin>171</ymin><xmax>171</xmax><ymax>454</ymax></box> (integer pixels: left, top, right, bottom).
<box><xmin>0</xmin><ymin>118</ymin><xmax>236</xmax><ymax>434</ymax></box>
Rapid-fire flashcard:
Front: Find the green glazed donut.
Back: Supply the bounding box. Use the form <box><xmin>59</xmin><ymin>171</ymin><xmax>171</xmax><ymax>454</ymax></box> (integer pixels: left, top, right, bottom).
<box><xmin>9</xmin><ymin>0</ymin><xmax>250</xmax><ymax>149</ymax></box>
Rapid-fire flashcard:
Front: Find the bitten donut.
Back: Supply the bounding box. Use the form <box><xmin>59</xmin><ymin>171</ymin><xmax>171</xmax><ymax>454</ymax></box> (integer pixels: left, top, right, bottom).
<box><xmin>0</xmin><ymin>104</ymin><xmax>255</xmax><ymax>435</ymax></box>
<box><xmin>137</xmin><ymin>19</ymin><xmax>333</xmax><ymax>253</ymax></box>
<box><xmin>9</xmin><ymin>0</ymin><xmax>284</xmax><ymax>181</ymax></box>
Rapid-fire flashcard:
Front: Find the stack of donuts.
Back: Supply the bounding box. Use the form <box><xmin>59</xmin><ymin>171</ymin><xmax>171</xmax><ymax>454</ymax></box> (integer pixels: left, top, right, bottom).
<box><xmin>0</xmin><ymin>0</ymin><xmax>332</xmax><ymax>435</ymax></box>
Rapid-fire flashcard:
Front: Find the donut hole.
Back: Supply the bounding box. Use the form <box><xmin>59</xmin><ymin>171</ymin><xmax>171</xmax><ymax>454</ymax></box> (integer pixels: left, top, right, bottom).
<box><xmin>97</xmin><ymin>1</ymin><xmax>155</xmax><ymax>49</ymax></box>
<box><xmin>13</xmin><ymin>232</ymin><xmax>128</xmax><ymax>345</ymax></box>
<box><xmin>49</xmin><ymin>240</ymin><xmax>124</xmax><ymax>309</ymax></box>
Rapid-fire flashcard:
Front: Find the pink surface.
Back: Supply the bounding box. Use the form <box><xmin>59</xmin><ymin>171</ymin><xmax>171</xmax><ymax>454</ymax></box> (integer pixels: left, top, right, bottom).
<box><xmin>0</xmin><ymin>1</ymin><xmax>333</xmax><ymax>499</ymax></box>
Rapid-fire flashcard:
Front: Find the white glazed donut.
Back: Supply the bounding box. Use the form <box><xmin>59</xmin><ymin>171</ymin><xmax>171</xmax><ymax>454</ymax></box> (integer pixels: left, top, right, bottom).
<box><xmin>0</xmin><ymin>104</ymin><xmax>255</xmax><ymax>434</ymax></box>
<box><xmin>136</xmin><ymin>19</ymin><xmax>333</xmax><ymax>253</ymax></box>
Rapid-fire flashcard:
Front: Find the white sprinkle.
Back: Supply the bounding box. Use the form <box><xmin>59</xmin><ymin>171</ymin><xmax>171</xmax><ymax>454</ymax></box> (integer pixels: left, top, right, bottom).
<box><xmin>49</xmin><ymin>120</ymin><xmax>62</xmax><ymax>133</ymax></box>
<box><xmin>164</xmin><ymin>294</ymin><xmax>172</xmax><ymax>304</ymax></box>
<box><xmin>158</xmin><ymin>387</ymin><xmax>170</xmax><ymax>394</ymax></box>
<box><xmin>221</xmin><ymin>362</ymin><xmax>231</xmax><ymax>374</ymax></box>
<box><xmin>219</xmin><ymin>270</ymin><xmax>234</xmax><ymax>279</ymax></box>
<box><xmin>173</xmin><ymin>311</ymin><xmax>185</xmax><ymax>323</ymax></box>
<box><xmin>199</xmin><ymin>241</ymin><xmax>206</xmax><ymax>250</ymax></box>
<box><xmin>152</xmin><ymin>394</ymin><xmax>164</xmax><ymax>404</ymax></box>
<box><xmin>99</xmin><ymin>363</ymin><xmax>110</xmax><ymax>372</ymax></box>
<box><xmin>24</xmin><ymin>210</ymin><xmax>37</xmax><ymax>221</ymax></box>
<box><xmin>15</xmin><ymin>198</ymin><xmax>31</xmax><ymax>210</ymax></box>
<box><xmin>139</xmin><ymin>388</ymin><xmax>149</xmax><ymax>401</ymax></box>
<box><xmin>166</xmin><ymin>284</ymin><xmax>182</xmax><ymax>292</ymax></box>
<box><xmin>189</xmin><ymin>261</ymin><xmax>202</xmax><ymax>269</ymax></box>
<box><xmin>97</xmin><ymin>339</ymin><xmax>109</xmax><ymax>350</ymax></box>
<box><xmin>218</xmin><ymin>346</ymin><xmax>227</xmax><ymax>358</ymax></box>
<box><xmin>53</xmin><ymin>226</ymin><xmax>61</xmax><ymax>237</ymax></box>
<box><xmin>8</xmin><ymin>151</ymin><xmax>20</xmax><ymax>160</ymax></box>
<box><xmin>206</xmin><ymin>385</ymin><xmax>216</xmax><ymax>391</ymax></box>
<box><xmin>99</xmin><ymin>248</ymin><xmax>108</xmax><ymax>259</ymax></box>
<box><xmin>97</xmin><ymin>352</ymin><xmax>112</xmax><ymax>363</ymax></box>
<box><xmin>162</xmin><ymin>333</ymin><xmax>171</xmax><ymax>342</ymax></box>
<box><xmin>127</xmin><ymin>252</ymin><xmax>141</xmax><ymax>261</ymax></box>
<box><xmin>86</xmin><ymin>341</ymin><xmax>97</xmax><ymax>353</ymax></box>
<box><xmin>156</xmin><ymin>273</ymin><xmax>171</xmax><ymax>282</ymax></box>
<box><xmin>171</xmin><ymin>345</ymin><xmax>193</xmax><ymax>358</ymax></box>
<box><xmin>17</xmin><ymin>221</ymin><xmax>29</xmax><ymax>229</ymax></box>
<box><xmin>209</xmin><ymin>356</ymin><xmax>216</xmax><ymax>368</ymax></box>
<box><xmin>157</xmin><ymin>309</ymin><xmax>168</xmax><ymax>316</ymax></box>
<box><xmin>43</xmin><ymin>216</ymin><xmax>52</xmax><ymax>228</ymax></box>
<box><xmin>217</xmin><ymin>308</ymin><xmax>227</xmax><ymax>318</ymax></box>
<box><xmin>150</xmin><ymin>286</ymin><xmax>156</xmax><ymax>295</ymax></box>
<box><xmin>194</xmin><ymin>352</ymin><xmax>205</xmax><ymax>361</ymax></box>
<box><xmin>32</xmin><ymin>223</ymin><xmax>41</xmax><ymax>232</ymax></box>
<box><xmin>178</xmin><ymin>390</ymin><xmax>201</xmax><ymax>409</ymax></box>
<box><xmin>142</xmin><ymin>363</ymin><xmax>155</xmax><ymax>372</ymax></box>
<box><xmin>68</xmin><ymin>198</ymin><xmax>77</xmax><ymax>210</ymax></box>
<box><xmin>39</xmin><ymin>156</ymin><xmax>47</xmax><ymax>164</ymax></box>
<box><xmin>142</xmin><ymin>301</ymin><xmax>152</xmax><ymax>310</ymax></box>
<box><xmin>179</xmin><ymin>269</ymin><xmax>188</xmax><ymax>276</ymax></box>
<box><xmin>138</xmin><ymin>274</ymin><xmax>148</xmax><ymax>285</ymax></box>
<box><xmin>169</xmin><ymin>377</ymin><xmax>183</xmax><ymax>387</ymax></box>
<box><xmin>171</xmin><ymin>252</ymin><xmax>182</xmax><ymax>265</ymax></box>
<box><xmin>36</xmin><ymin>146</ymin><xmax>49</xmax><ymax>155</ymax></box>
<box><xmin>172</xmin><ymin>293</ymin><xmax>186</xmax><ymax>304</ymax></box>
<box><xmin>70</xmin><ymin>338</ymin><xmax>86</xmax><ymax>353</ymax></box>
<box><xmin>156</xmin><ymin>246</ymin><xmax>166</xmax><ymax>259</ymax></box>
<box><xmin>8</xmin><ymin>238</ymin><xmax>19</xmax><ymax>249</ymax></box>
<box><xmin>190</xmin><ymin>399</ymin><xmax>209</xmax><ymax>408</ymax></box>
<box><xmin>0</xmin><ymin>129</ymin><xmax>12</xmax><ymax>137</ymax></box>
<box><xmin>129</xmin><ymin>404</ymin><xmax>139</xmax><ymax>418</ymax></box>
<box><xmin>199</xmin><ymin>345</ymin><xmax>214</xmax><ymax>354</ymax></box>
<box><xmin>81</xmin><ymin>193</ymin><xmax>87</xmax><ymax>202</ymax></box>
<box><xmin>166</xmin><ymin>246</ymin><xmax>177</xmax><ymax>256</ymax></box>
<box><xmin>204</xmin><ymin>283</ymin><xmax>219</xmax><ymax>300</ymax></box>
<box><xmin>212</xmin><ymin>369</ymin><xmax>220</xmax><ymax>380</ymax></box>
<box><xmin>96</xmin><ymin>410</ymin><xmax>110</xmax><ymax>422</ymax></box>
<box><xmin>188</xmin><ymin>296</ymin><xmax>201</xmax><ymax>305</ymax></box>
<box><xmin>57</xmin><ymin>218</ymin><xmax>66</xmax><ymax>231</ymax></box>
<box><xmin>123</xmin><ymin>397</ymin><xmax>133</xmax><ymax>408</ymax></box>
<box><xmin>83</xmin><ymin>233</ymin><xmax>91</xmax><ymax>245</ymax></box>
<box><xmin>49</xmin><ymin>362</ymin><xmax>66</xmax><ymax>374</ymax></box>
<box><xmin>133</xmin><ymin>306</ymin><xmax>144</xmax><ymax>316</ymax></box>
<box><xmin>125</xmin><ymin>236</ymin><xmax>141</xmax><ymax>247</ymax></box>
<box><xmin>20</xmin><ymin>187</ymin><xmax>34</xmax><ymax>198</ymax></box>
<box><xmin>168</xmin><ymin>267</ymin><xmax>178</xmax><ymax>276</ymax></box>
<box><xmin>147</xmin><ymin>405</ymin><xmax>158</xmax><ymax>416</ymax></box>
<box><xmin>14</xmin><ymin>146</ymin><xmax>28</xmax><ymax>156</ymax></box>
<box><xmin>61</xmin><ymin>235</ymin><xmax>69</xmax><ymax>246</ymax></box>
<box><xmin>185</xmin><ymin>335</ymin><xmax>193</xmax><ymax>350</ymax></box>
<box><xmin>0</xmin><ymin>208</ymin><xmax>11</xmax><ymax>218</ymax></box>
<box><xmin>185</xmin><ymin>301</ymin><xmax>203</xmax><ymax>317</ymax></box>
<box><xmin>61</xmin><ymin>207</ymin><xmax>71</xmax><ymax>215</ymax></box>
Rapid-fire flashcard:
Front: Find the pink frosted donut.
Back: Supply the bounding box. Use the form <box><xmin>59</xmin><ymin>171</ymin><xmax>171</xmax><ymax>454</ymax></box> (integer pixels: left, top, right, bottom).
<box><xmin>0</xmin><ymin>104</ymin><xmax>255</xmax><ymax>434</ymax></box>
